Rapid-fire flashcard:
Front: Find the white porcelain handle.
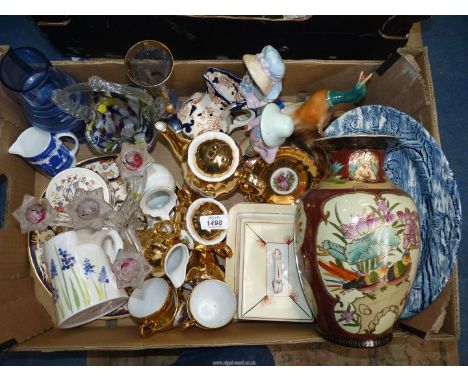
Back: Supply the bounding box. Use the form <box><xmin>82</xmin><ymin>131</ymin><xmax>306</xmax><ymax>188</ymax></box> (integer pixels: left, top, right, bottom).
<box><xmin>55</xmin><ymin>132</ymin><xmax>79</xmax><ymax>158</ymax></box>
<box><xmin>93</xmin><ymin>229</ymin><xmax>124</xmax><ymax>264</ymax></box>
<box><xmin>228</xmin><ymin>108</ymin><xmax>256</xmax><ymax>133</ymax></box>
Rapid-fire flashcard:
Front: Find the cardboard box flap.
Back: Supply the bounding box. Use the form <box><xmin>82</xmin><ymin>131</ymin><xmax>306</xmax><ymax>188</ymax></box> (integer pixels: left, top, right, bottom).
<box><xmin>399</xmin><ymin>273</ymin><xmax>453</xmax><ymax>339</ymax></box>
<box><xmin>15</xmin><ymin>322</ymin><xmax>322</xmax><ymax>351</ymax></box>
<box><xmin>0</xmin><ymin>117</ymin><xmax>35</xmax><ymax>282</ymax></box>
<box><xmin>440</xmin><ymin>267</ymin><xmax>460</xmax><ymax>339</ymax></box>
<box><xmin>365</xmin><ymin>47</ymin><xmax>429</xmax><ymax>118</ymax></box>
<box><xmin>0</xmin><ymin>278</ymin><xmax>53</xmax><ymax>348</ymax></box>
<box><xmin>409</xmin><ymin>47</ymin><xmax>440</xmax><ymax>143</ymax></box>
<box><xmin>0</xmin><ymin>46</ymin><xmax>26</xmax><ymax>129</ymax></box>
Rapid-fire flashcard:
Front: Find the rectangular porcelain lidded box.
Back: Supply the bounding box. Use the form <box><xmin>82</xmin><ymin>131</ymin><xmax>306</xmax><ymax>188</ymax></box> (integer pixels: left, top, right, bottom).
<box><xmin>0</xmin><ymin>46</ymin><xmax>460</xmax><ymax>350</ymax></box>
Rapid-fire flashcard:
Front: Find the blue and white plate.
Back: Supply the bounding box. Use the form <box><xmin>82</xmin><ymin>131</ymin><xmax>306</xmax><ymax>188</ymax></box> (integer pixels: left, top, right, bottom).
<box><xmin>325</xmin><ymin>105</ymin><xmax>461</xmax><ymax>319</ymax></box>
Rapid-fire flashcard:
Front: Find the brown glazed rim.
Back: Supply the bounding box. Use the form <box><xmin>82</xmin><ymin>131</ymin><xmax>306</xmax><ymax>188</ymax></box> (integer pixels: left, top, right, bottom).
<box><xmin>315</xmin><ymin>325</ymin><xmax>394</xmax><ymax>348</ymax></box>
<box><xmin>315</xmin><ymin>134</ymin><xmax>399</xmax><ymax>151</ymax></box>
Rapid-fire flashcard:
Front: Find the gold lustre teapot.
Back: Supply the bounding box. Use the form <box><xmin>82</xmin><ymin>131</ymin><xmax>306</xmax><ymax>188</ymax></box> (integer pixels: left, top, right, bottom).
<box><xmin>155</xmin><ymin>121</ymin><xmax>266</xmax><ymax>198</ymax></box>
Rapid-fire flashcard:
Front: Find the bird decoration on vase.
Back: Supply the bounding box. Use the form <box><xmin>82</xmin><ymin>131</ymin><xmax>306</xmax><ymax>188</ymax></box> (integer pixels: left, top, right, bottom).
<box><xmin>318</xmin><ymin>260</ymin><xmax>389</xmax><ymax>292</ymax></box>
<box><xmin>341</xmin><ymin>263</ymin><xmax>389</xmax><ymax>292</ymax></box>
<box><xmin>319</xmin><ymin>250</ymin><xmax>413</xmax><ymax>293</ymax></box>
<box><xmin>387</xmin><ymin>250</ymin><xmax>412</xmax><ymax>285</ymax></box>
<box><xmin>283</xmin><ymin>71</ymin><xmax>372</xmax><ymax>145</ymax></box>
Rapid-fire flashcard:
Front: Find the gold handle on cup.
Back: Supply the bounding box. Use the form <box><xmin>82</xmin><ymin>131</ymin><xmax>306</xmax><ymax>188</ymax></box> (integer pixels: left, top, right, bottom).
<box><xmin>211</xmin><ymin>243</ymin><xmax>233</xmax><ymax>259</ymax></box>
<box><xmin>180</xmin><ymin>318</ymin><xmax>196</xmax><ymax>331</ymax></box>
<box><xmin>154</xmin><ymin>220</ymin><xmax>180</xmax><ymax>241</ymax></box>
<box><xmin>139</xmin><ymin>319</ymin><xmax>160</xmax><ymax>338</ymax></box>
<box><xmin>235</xmin><ymin>168</ymin><xmax>266</xmax><ymax>197</ymax></box>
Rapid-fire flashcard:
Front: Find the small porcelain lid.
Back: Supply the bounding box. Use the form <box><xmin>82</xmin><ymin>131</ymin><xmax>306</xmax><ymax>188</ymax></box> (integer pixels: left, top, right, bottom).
<box><xmin>187</xmin><ymin>132</ymin><xmax>239</xmax><ymax>182</ymax></box>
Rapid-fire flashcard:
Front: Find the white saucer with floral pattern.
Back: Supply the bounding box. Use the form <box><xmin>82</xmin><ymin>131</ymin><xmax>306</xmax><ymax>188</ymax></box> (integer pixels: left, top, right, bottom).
<box><xmin>45</xmin><ymin>167</ymin><xmax>111</xmax><ymax>213</ymax></box>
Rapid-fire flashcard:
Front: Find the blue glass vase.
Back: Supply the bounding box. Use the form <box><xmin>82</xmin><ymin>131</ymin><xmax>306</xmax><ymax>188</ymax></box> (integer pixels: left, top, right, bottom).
<box><xmin>0</xmin><ymin>47</ymin><xmax>86</xmax><ymax>141</ymax></box>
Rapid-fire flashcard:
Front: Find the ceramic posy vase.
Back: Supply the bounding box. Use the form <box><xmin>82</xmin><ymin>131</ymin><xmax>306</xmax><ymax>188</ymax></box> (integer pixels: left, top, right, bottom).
<box><xmin>295</xmin><ymin>135</ymin><xmax>421</xmax><ymax>347</ymax></box>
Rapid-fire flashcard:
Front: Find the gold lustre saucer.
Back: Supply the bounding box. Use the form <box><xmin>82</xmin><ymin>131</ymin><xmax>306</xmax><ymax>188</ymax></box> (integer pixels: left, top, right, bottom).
<box><xmin>251</xmin><ymin>146</ymin><xmax>321</xmax><ymax>204</ymax></box>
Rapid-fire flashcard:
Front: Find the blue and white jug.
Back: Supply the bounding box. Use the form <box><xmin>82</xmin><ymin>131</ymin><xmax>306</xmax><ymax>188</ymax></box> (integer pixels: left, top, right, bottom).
<box><xmin>9</xmin><ymin>126</ymin><xmax>79</xmax><ymax>177</ymax></box>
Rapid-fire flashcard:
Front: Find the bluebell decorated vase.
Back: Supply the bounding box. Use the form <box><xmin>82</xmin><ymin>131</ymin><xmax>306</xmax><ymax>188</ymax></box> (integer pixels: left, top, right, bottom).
<box><xmin>295</xmin><ymin>135</ymin><xmax>421</xmax><ymax>347</ymax></box>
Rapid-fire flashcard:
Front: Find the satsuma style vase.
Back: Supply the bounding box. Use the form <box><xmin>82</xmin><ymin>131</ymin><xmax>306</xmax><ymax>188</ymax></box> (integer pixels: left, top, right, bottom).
<box><xmin>295</xmin><ymin>135</ymin><xmax>421</xmax><ymax>347</ymax></box>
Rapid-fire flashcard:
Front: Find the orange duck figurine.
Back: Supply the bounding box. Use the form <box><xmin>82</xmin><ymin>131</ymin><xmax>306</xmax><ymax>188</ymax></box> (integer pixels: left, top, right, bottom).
<box><xmin>285</xmin><ymin>71</ymin><xmax>372</xmax><ymax>144</ymax></box>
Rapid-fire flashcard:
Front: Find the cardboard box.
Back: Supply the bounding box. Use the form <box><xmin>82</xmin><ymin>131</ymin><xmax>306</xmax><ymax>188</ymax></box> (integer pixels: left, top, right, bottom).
<box><xmin>0</xmin><ymin>46</ymin><xmax>459</xmax><ymax>351</ymax></box>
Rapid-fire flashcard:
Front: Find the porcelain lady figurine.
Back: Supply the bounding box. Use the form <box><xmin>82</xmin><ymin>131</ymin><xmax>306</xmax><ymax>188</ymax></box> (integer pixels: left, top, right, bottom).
<box><xmin>242</xmin><ymin>103</ymin><xmax>294</xmax><ymax>164</ymax></box>
<box><xmin>295</xmin><ymin>135</ymin><xmax>421</xmax><ymax>347</ymax></box>
<box><xmin>240</xmin><ymin>45</ymin><xmax>285</xmax><ymax>109</ymax></box>
<box><xmin>283</xmin><ymin>72</ymin><xmax>372</xmax><ymax>145</ymax></box>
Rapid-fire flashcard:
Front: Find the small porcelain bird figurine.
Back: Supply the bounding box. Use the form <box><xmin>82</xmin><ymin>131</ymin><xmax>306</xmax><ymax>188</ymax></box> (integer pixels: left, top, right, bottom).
<box><xmin>287</xmin><ymin>71</ymin><xmax>372</xmax><ymax>144</ymax></box>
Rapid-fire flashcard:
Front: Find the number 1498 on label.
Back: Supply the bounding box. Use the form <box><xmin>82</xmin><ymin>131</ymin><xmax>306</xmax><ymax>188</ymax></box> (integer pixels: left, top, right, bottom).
<box><xmin>200</xmin><ymin>215</ymin><xmax>228</xmax><ymax>230</ymax></box>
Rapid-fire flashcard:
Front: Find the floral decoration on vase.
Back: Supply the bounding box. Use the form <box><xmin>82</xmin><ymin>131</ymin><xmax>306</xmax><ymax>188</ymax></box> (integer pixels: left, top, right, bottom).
<box><xmin>316</xmin><ymin>194</ymin><xmax>420</xmax><ymax>335</ymax></box>
<box><xmin>349</xmin><ymin>150</ymin><xmax>379</xmax><ymax>182</ymax></box>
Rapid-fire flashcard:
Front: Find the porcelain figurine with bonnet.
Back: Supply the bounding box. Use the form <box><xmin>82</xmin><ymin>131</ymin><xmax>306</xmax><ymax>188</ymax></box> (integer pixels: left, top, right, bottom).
<box><xmin>240</xmin><ymin>45</ymin><xmax>285</xmax><ymax>109</ymax></box>
<box><xmin>243</xmin><ymin>103</ymin><xmax>294</xmax><ymax>164</ymax></box>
